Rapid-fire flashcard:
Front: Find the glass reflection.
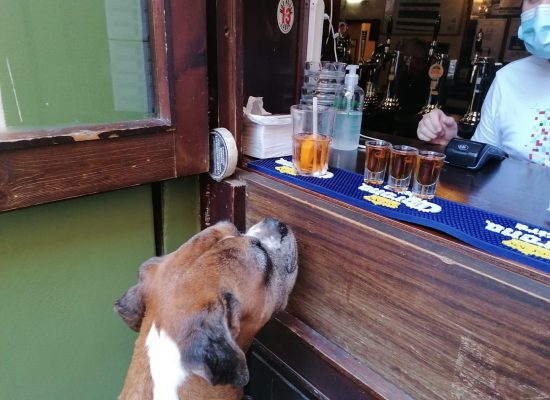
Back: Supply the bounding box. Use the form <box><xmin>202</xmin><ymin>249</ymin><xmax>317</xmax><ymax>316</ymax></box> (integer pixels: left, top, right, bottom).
<box><xmin>0</xmin><ymin>0</ymin><xmax>154</xmax><ymax>133</ymax></box>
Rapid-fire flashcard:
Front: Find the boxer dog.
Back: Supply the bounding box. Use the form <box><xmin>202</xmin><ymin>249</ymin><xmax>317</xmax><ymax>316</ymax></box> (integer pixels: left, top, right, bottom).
<box><xmin>114</xmin><ymin>218</ymin><xmax>298</xmax><ymax>400</ymax></box>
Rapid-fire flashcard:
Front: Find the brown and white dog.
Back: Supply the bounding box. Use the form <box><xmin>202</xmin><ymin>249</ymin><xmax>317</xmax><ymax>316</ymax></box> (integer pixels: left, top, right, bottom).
<box><xmin>114</xmin><ymin>218</ymin><xmax>298</xmax><ymax>400</ymax></box>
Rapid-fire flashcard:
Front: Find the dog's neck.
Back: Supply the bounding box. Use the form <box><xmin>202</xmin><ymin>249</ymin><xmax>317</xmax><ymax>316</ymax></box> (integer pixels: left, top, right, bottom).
<box><xmin>146</xmin><ymin>322</ymin><xmax>189</xmax><ymax>399</ymax></box>
<box><xmin>119</xmin><ymin>318</ymin><xmax>243</xmax><ymax>400</ymax></box>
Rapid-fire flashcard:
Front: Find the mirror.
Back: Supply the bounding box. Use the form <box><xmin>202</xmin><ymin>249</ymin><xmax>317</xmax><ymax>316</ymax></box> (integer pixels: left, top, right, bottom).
<box><xmin>334</xmin><ymin>0</ymin><xmax>525</xmax><ymax>136</ymax></box>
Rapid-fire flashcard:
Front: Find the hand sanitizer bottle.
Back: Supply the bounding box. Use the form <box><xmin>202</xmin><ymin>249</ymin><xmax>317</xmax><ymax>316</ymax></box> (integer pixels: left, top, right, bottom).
<box><xmin>332</xmin><ymin>65</ymin><xmax>365</xmax><ymax>151</ymax></box>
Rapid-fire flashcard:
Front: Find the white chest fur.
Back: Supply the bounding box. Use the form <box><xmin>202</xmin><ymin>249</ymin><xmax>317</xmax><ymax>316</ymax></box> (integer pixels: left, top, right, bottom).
<box><xmin>146</xmin><ymin>323</ymin><xmax>188</xmax><ymax>400</ymax></box>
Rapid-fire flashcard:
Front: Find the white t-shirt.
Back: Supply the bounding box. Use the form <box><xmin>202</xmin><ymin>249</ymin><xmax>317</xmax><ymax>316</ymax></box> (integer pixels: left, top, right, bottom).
<box><xmin>472</xmin><ymin>56</ymin><xmax>550</xmax><ymax>167</ymax></box>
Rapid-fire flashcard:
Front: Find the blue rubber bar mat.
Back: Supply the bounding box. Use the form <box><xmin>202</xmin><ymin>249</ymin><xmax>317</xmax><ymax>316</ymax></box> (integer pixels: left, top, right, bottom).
<box><xmin>248</xmin><ymin>157</ymin><xmax>550</xmax><ymax>273</ymax></box>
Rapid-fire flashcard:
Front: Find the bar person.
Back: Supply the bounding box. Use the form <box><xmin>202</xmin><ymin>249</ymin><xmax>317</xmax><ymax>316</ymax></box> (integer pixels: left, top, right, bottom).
<box><xmin>417</xmin><ymin>0</ymin><xmax>550</xmax><ymax>167</ymax></box>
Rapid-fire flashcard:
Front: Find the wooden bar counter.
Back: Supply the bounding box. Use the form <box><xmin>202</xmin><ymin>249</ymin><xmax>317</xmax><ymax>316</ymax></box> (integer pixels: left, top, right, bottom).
<box><xmin>239</xmin><ymin>132</ymin><xmax>550</xmax><ymax>400</ymax></box>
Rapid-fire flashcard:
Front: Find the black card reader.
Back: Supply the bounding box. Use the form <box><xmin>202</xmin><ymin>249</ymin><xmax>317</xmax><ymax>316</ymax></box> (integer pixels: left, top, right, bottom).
<box><xmin>444</xmin><ymin>137</ymin><xmax>507</xmax><ymax>170</ymax></box>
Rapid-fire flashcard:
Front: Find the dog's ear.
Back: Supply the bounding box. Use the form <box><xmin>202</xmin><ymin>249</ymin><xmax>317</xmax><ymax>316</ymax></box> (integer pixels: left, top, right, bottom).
<box><xmin>181</xmin><ymin>295</ymin><xmax>249</xmax><ymax>387</ymax></box>
<box><xmin>114</xmin><ymin>256</ymin><xmax>161</xmax><ymax>331</ymax></box>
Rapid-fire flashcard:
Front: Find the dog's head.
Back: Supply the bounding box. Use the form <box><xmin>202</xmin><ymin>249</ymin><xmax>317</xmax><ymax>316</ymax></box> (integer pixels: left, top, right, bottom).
<box><xmin>114</xmin><ymin>219</ymin><xmax>298</xmax><ymax>389</ymax></box>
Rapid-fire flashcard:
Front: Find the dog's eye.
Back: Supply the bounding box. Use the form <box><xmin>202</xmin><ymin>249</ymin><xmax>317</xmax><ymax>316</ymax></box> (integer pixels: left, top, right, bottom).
<box><xmin>252</xmin><ymin>240</ymin><xmax>273</xmax><ymax>285</ymax></box>
<box><xmin>252</xmin><ymin>240</ymin><xmax>267</xmax><ymax>263</ymax></box>
<box><xmin>222</xmin><ymin>292</ymin><xmax>239</xmax><ymax>335</ymax></box>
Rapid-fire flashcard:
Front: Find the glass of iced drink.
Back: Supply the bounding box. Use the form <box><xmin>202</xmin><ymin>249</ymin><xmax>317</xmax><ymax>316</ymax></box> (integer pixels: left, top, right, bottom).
<box><xmin>411</xmin><ymin>150</ymin><xmax>446</xmax><ymax>199</ymax></box>
<box><xmin>291</xmin><ymin>104</ymin><xmax>335</xmax><ymax>177</ymax></box>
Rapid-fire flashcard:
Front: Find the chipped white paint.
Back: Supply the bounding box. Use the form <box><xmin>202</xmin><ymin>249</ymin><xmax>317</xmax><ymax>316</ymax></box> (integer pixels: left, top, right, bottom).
<box><xmin>146</xmin><ymin>323</ymin><xmax>188</xmax><ymax>400</ymax></box>
<box><xmin>71</xmin><ymin>130</ymin><xmax>102</xmax><ymax>141</ymax></box>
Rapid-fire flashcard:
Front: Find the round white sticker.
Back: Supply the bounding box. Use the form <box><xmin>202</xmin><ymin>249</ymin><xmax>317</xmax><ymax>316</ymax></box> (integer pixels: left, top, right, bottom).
<box><xmin>277</xmin><ymin>0</ymin><xmax>294</xmax><ymax>34</ymax></box>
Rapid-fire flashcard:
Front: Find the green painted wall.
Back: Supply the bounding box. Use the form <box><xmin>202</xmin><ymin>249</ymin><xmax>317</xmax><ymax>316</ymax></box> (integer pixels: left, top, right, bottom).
<box><xmin>0</xmin><ymin>177</ymin><xmax>199</xmax><ymax>400</ymax></box>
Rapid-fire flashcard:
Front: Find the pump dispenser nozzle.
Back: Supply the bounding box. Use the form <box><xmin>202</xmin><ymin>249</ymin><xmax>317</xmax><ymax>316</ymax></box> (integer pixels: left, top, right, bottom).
<box><xmin>345</xmin><ymin>64</ymin><xmax>360</xmax><ymax>89</ymax></box>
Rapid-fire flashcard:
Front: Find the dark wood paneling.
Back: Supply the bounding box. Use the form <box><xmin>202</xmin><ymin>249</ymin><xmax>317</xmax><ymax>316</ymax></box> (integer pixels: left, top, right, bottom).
<box><xmin>150</xmin><ymin>0</ymin><xmax>171</xmax><ymax>121</ymax></box>
<box><xmin>241</xmin><ymin>170</ymin><xmax>550</xmax><ymax>400</ymax></box>
<box><xmin>0</xmin><ymin>133</ymin><xmax>175</xmax><ymax>211</ymax></box>
<box><xmin>246</xmin><ymin>346</ymin><xmax>314</xmax><ymax>400</ymax></box>
<box><xmin>253</xmin><ymin>312</ymin><xmax>410</xmax><ymax>400</ymax></box>
<box><xmin>243</xmin><ymin>0</ymin><xmax>300</xmax><ymax>115</ymax></box>
<box><xmin>200</xmin><ymin>177</ymin><xmax>246</xmax><ymax>231</ymax></box>
<box><xmin>215</xmin><ymin>0</ymin><xmax>243</xmax><ymax>149</ymax></box>
<box><xmin>168</xmin><ymin>0</ymin><xmax>210</xmax><ymax>176</ymax></box>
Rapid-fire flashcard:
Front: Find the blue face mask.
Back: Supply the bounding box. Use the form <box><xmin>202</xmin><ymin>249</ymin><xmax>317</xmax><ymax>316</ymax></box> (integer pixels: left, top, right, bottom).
<box><xmin>518</xmin><ymin>5</ymin><xmax>550</xmax><ymax>59</ymax></box>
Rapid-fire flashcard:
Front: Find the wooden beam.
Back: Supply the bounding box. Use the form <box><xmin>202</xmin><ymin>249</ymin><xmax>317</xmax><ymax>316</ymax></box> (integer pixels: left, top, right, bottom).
<box><xmin>200</xmin><ymin>177</ymin><xmax>246</xmax><ymax>231</ymax></box>
<box><xmin>0</xmin><ymin>133</ymin><xmax>176</xmax><ymax>212</ymax></box>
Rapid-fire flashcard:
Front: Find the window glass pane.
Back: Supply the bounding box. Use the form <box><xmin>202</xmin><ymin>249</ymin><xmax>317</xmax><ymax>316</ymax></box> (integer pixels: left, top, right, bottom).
<box><xmin>0</xmin><ymin>0</ymin><xmax>155</xmax><ymax>132</ymax></box>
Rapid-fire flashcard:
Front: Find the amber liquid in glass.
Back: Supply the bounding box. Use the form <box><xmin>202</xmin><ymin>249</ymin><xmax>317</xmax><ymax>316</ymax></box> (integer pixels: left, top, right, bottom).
<box><xmin>415</xmin><ymin>156</ymin><xmax>445</xmax><ymax>185</ymax></box>
<box><xmin>366</xmin><ymin>145</ymin><xmax>391</xmax><ymax>174</ymax></box>
<box><xmin>293</xmin><ymin>133</ymin><xmax>331</xmax><ymax>175</ymax></box>
<box><xmin>390</xmin><ymin>152</ymin><xmax>416</xmax><ymax>180</ymax></box>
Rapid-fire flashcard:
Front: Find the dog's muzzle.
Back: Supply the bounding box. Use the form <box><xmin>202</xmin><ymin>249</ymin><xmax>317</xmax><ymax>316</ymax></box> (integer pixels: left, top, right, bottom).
<box><xmin>246</xmin><ymin>218</ymin><xmax>297</xmax><ymax>274</ymax></box>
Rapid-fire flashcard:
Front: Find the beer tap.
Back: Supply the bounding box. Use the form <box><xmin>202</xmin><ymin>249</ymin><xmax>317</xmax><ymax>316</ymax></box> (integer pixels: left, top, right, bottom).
<box><xmin>419</xmin><ymin>15</ymin><xmax>449</xmax><ymax>115</ymax></box>
<box><xmin>371</xmin><ymin>17</ymin><xmax>393</xmax><ymax>69</ymax></box>
<box><xmin>428</xmin><ymin>14</ymin><xmax>441</xmax><ymax>59</ymax></box>
<box><xmin>378</xmin><ymin>49</ymin><xmax>402</xmax><ymax>111</ymax></box>
<box><xmin>473</xmin><ymin>29</ymin><xmax>484</xmax><ymax>62</ymax></box>
<box><xmin>362</xmin><ymin>60</ymin><xmax>381</xmax><ymax>111</ymax></box>
<box><xmin>458</xmin><ymin>30</ymin><xmax>495</xmax><ymax>138</ymax></box>
<box><xmin>382</xmin><ymin>16</ymin><xmax>393</xmax><ymax>64</ymax></box>
<box><xmin>361</xmin><ymin>18</ymin><xmax>393</xmax><ymax>111</ymax></box>
<box><xmin>358</xmin><ymin>17</ymin><xmax>400</xmax><ymax>112</ymax></box>
<box><xmin>358</xmin><ymin>23</ymin><xmax>369</xmax><ymax>65</ymax></box>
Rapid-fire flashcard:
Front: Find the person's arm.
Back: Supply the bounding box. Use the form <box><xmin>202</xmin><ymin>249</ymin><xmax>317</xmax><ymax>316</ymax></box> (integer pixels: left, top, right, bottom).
<box><xmin>417</xmin><ymin>108</ymin><xmax>458</xmax><ymax>145</ymax></box>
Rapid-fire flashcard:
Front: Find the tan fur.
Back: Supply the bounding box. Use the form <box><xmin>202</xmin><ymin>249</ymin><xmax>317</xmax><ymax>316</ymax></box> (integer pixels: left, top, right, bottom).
<box><xmin>115</xmin><ymin>220</ymin><xmax>298</xmax><ymax>400</ymax></box>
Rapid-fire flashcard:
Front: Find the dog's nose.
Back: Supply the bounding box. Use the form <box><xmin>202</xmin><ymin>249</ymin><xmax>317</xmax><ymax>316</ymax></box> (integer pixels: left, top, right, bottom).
<box><xmin>278</xmin><ymin>222</ymin><xmax>288</xmax><ymax>238</ymax></box>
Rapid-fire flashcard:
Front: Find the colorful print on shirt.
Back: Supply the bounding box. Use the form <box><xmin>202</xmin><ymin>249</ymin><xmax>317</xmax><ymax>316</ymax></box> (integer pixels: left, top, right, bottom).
<box><xmin>528</xmin><ymin>108</ymin><xmax>550</xmax><ymax>167</ymax></box>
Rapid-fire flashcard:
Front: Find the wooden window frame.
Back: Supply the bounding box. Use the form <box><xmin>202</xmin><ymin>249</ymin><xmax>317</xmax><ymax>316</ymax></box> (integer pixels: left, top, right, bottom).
<box><xmin>0</xmin><ymin>0</ymin><xmax>209</xmax><ymax>212</ymax></box>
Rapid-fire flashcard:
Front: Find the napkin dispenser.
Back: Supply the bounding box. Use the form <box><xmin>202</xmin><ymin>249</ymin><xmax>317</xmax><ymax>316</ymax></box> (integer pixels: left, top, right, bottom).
<box><xmin>444</xmin><ymin>137</ymin><xmax>507</xmax><ymax>170</ymax></box>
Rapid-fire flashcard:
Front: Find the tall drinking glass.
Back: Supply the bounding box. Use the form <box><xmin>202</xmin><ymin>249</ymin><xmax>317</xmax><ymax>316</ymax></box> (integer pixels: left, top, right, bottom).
<box><xmin>291</xmin><ymin>104</ymin><xmax>336</xmax><ymax>177</ymax></box>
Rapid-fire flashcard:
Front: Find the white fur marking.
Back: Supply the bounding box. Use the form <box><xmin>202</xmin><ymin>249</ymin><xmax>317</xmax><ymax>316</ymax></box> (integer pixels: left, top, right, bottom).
<box><xmin>146</xmin><ymin>323</ymin><xmax>188</xmax><ymax>400</ymax></box>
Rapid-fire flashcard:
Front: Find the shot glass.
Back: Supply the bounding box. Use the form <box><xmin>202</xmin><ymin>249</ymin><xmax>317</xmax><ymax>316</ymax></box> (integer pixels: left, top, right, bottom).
<box><xmin>291</xmin><ymin>104</ymin><xmax>336</xmax><ymax>177</ymax></box>
<box><xmin>387</xmin><ymin>145</ymin><xmax>418</xmax><ymax>191</ymax></box>
<box><xmin>364</xmin><ymin>140</ymin><xmax>392</xmax><ymax>185</ymax></box>
<box><xmin>411</xmin><ymin>150</ymin><xmax>446</xmax><ymax>199</ymax></box>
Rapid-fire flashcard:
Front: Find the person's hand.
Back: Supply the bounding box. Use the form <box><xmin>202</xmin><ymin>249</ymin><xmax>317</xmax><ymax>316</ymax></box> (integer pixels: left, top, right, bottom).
<box><xmin>417</xmin><ymin>109</ymin><xmax>458</xmax><ymax>145</ymax></box>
